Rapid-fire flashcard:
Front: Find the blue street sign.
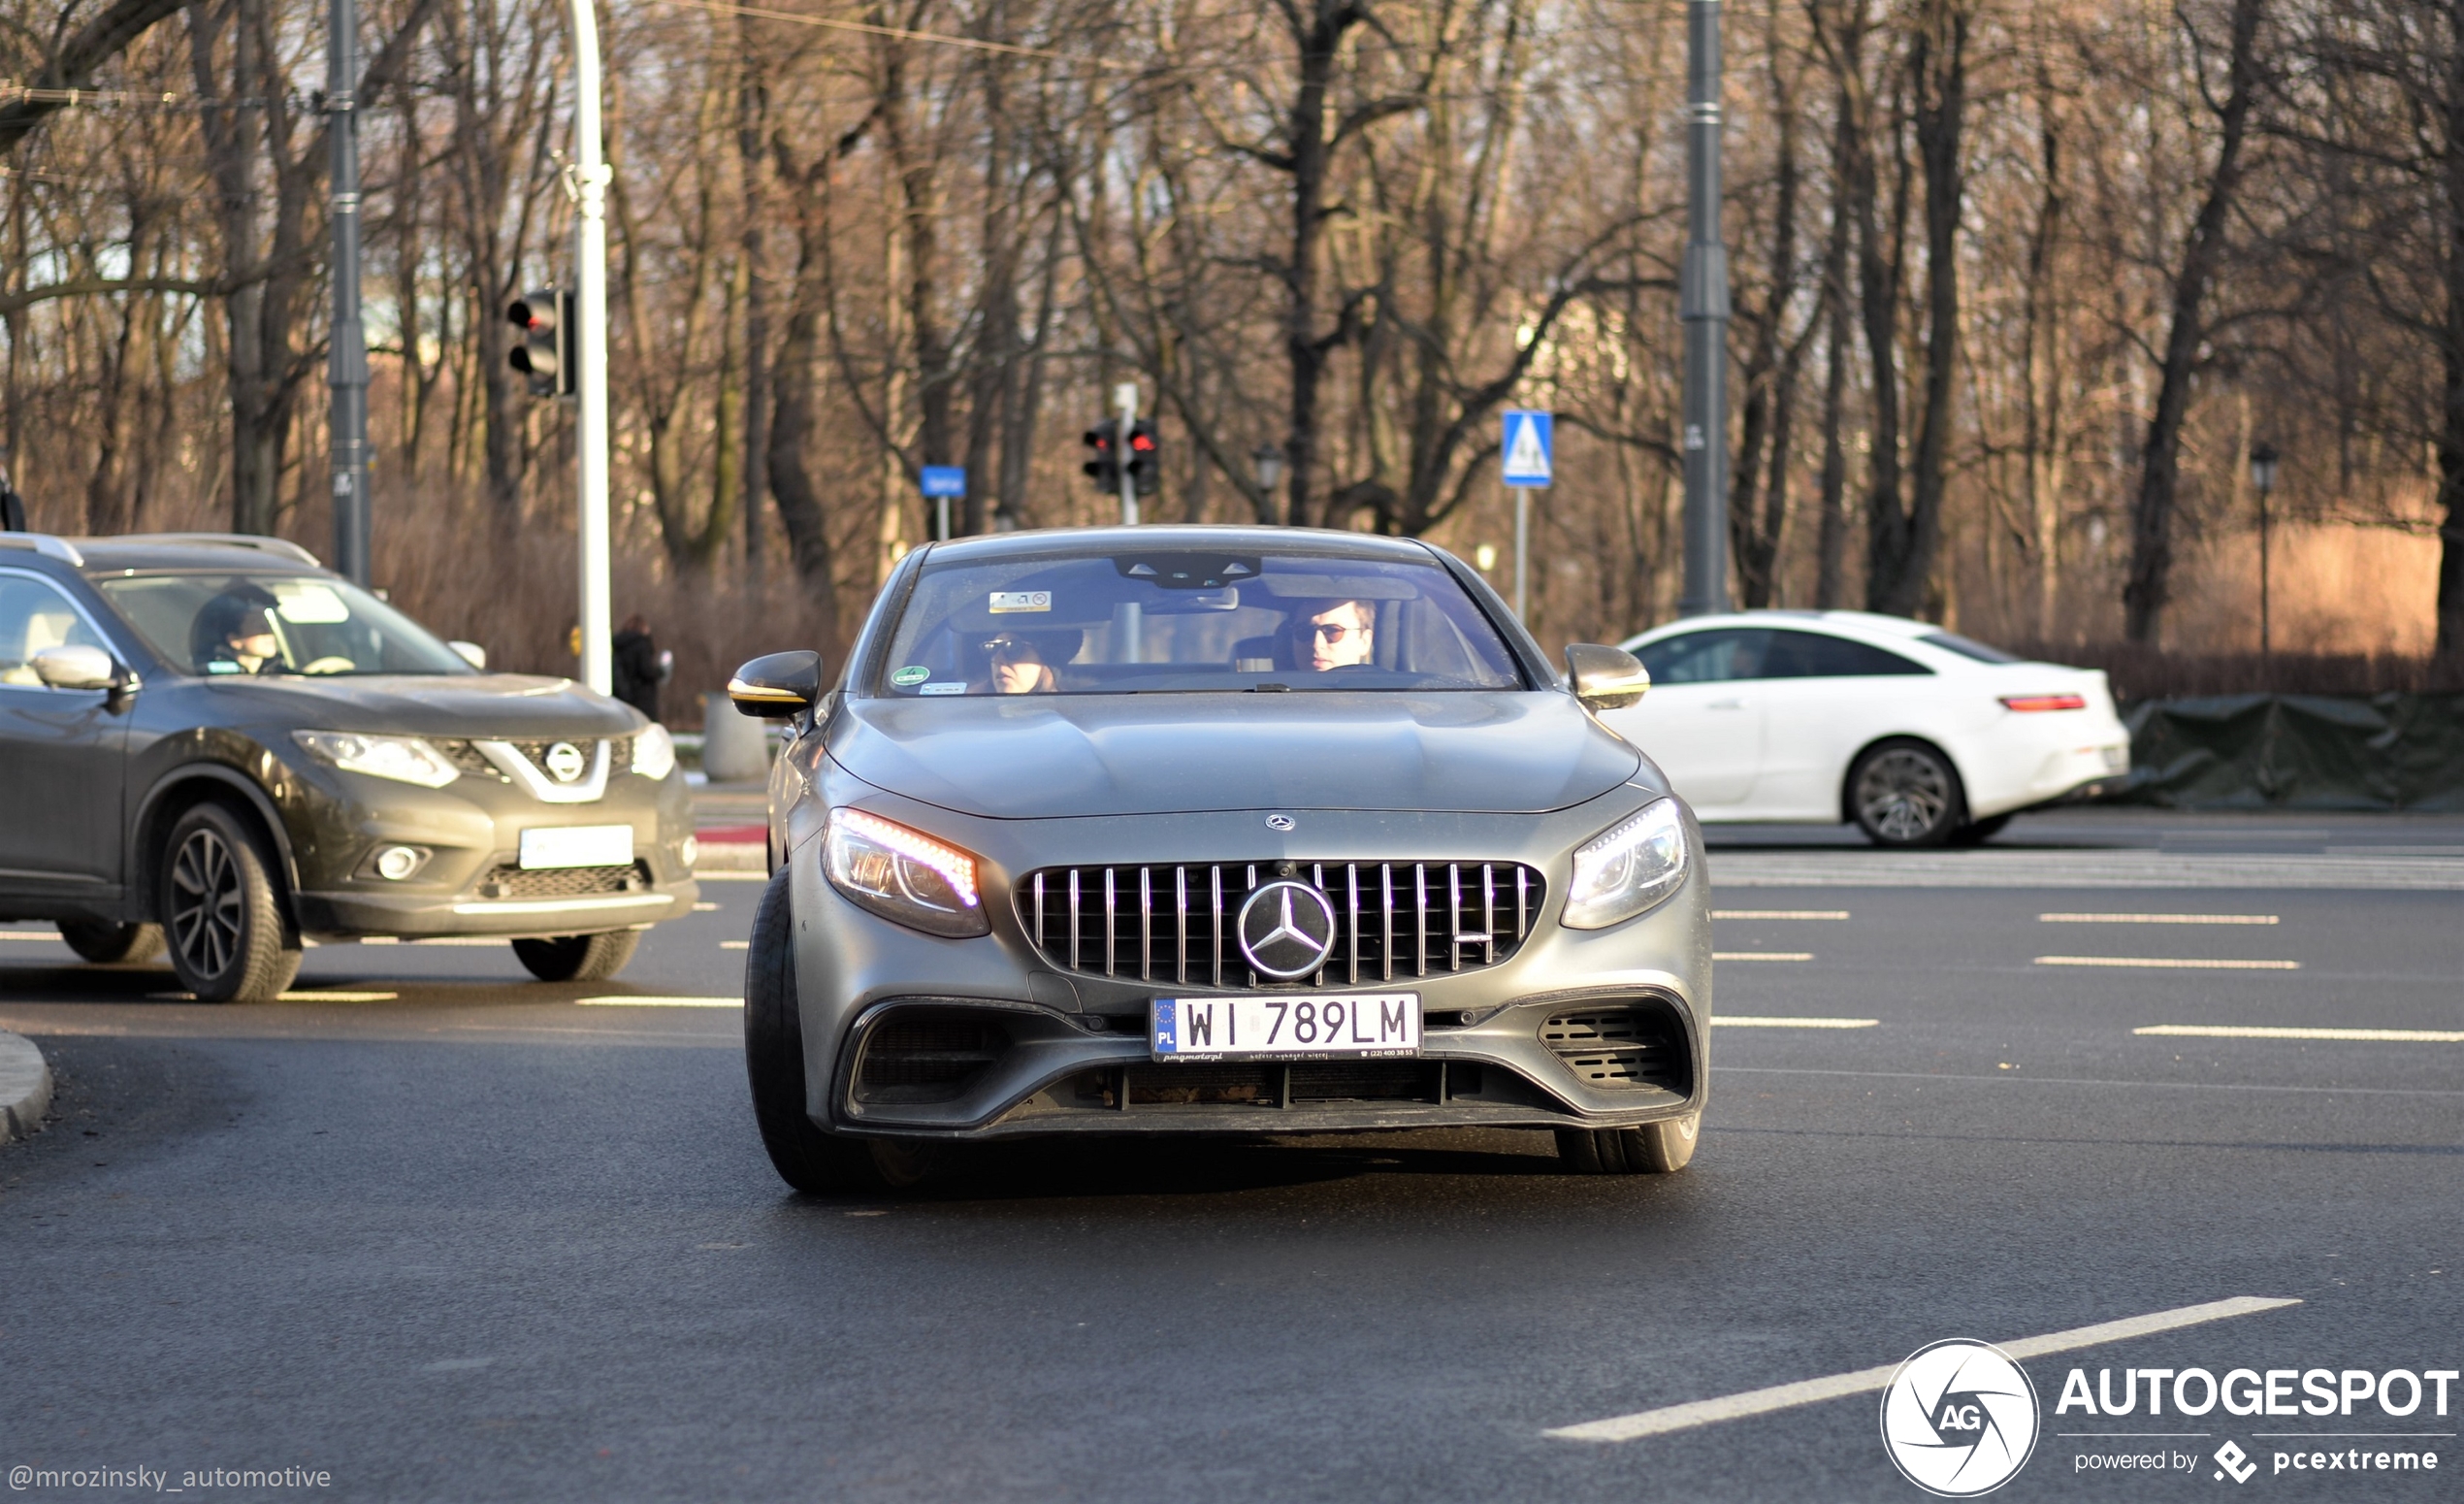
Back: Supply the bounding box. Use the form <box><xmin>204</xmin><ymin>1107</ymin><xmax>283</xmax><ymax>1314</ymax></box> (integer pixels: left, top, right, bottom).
<box><xmin>1501</xmin><ymin>410</ymin><xmax>1553</xmax><ymax>488</ymax></box>
<box><xmin>920</xmin><ymin>465</ymin><xmax>966</xmax><ymax>498</ymax></box>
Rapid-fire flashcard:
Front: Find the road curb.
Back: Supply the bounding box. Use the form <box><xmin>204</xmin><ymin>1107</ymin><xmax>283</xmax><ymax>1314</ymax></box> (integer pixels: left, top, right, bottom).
<box><xmin>0</xmin><ymin>1028</ymin><xmax>51</xmax><ymax>1144</ymax></box>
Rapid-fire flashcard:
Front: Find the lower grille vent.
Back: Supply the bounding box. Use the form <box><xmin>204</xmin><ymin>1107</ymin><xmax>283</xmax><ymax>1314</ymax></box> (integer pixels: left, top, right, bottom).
<box><xmin>856</xmin><ymin>1015</ymin><xmax>1009</xmax><ymax>1104</ymax></box>
<box><xmin>1108</xmin><ymin>1061</ymin><xmax>1445</xmax><ymax>1107</ymax></box>
<box><xmin>475</xmin><ymin>861</ymin><xmax>650</xmax><ymax>899</ymax></box>
<box><xmin>1540</xmin><ymin>1002</ymin><xmax>1691</xmax><ymax>1094</ymax></box>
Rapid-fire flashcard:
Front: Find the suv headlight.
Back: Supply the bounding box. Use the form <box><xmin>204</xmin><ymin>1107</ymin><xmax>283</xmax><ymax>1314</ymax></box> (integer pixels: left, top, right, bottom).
<box><xmin>1562</xmin><ymin>798</ymin><xmax>1687</xmax><ymax>929</ymax></box>
<box><xmin>824</xmin><ymin>808</ymin><xmax>989</xmax><ymax>937</ymax></box>
<box><xmin>632</xmin><ymin>723</ymin><xmax>677</xmax><ymax>780</ymax></box>
<box><xmin>292</xmin><ymin>731</ymin><xmax>460</xmax><ymax>789</ymax></box>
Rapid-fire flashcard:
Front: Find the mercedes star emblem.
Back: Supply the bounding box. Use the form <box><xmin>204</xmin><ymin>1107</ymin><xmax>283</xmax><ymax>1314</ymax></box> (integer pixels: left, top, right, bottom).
<box><xmin>1265</xmin><ymin>813</ymin><xmax>1296</xmax><ymax>832</ymax></box>
<box><xmin>1236</xmin><ymin>879</ymin><xmax>1338</xmax><ymax>980</ymax></box>
<box><xmin>544</xmin><ymin>741</ymin><xmax>587</xmax><ymax>783</ymax></box>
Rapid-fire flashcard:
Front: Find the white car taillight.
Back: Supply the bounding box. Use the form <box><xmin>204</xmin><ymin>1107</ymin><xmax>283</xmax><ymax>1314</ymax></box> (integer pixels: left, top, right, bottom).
<box><xmin>1999</xmin><ymin>694</ymin><xmax>2087</xmax><ymax>712</ymax></box>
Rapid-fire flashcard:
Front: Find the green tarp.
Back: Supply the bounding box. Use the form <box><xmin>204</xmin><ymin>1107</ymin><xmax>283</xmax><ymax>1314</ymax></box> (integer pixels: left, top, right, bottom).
<box><xmin>2120</xmin><ymin>693</ymin><xmax>2464</xmax><ymax>810</ymax></box>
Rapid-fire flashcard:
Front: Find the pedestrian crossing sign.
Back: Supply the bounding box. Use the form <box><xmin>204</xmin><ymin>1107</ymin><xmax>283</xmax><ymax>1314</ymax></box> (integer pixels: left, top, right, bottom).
<box><xmin>1502</xmin><ymin>409</ymin><xmax>1553</xmax><ymax>487</ymax></box>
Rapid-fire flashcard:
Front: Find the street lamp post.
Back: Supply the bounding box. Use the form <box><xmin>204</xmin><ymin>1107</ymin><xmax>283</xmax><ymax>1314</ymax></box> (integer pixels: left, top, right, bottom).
<box><xmin>1677</xmin><ymin>0</ymin><xmax>1730</xmax><ymax>618</ymax></box>
<box><xmin>2250</xmin><ymin>442</ymin><xmax>2279</xmax><ymax>671</ymax></box>
<box><xmin>567</xmin><ymin>0</ymin><xmax>613</xmax><ymax>697</ymax></box>
<box><xmin>325</xmin><ymin>0</ymin><xmax>370</xmax><ymax>583</ymax></box>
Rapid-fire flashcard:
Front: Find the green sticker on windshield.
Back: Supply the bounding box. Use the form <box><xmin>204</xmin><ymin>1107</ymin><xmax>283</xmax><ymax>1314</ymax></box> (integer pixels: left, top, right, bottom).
<box><xmin>891</xmin><ymin>665</ymin><xmax>931</xmax><ymax>687</ymax></box>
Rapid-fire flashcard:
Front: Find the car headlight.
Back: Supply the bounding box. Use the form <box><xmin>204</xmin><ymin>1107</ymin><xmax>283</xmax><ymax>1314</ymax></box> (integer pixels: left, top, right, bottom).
<box><xmin>823</xmin><ymin>807</ymin><xmax>989</xmax><ymax>937</ymax></box>
<box><xmin>292</xmin><ymin>731</ymin><xmax>460</xmax><ymax>789</ymax></box>
<box><xmin>1562</xmin><ymin>797</ymin><xmax>1688</xmax><ymax>929</ymax></box>
<box><xmin>632</xmin><ymin>723</ymin><xmax>677</xmax><ymax>780</ymax></box>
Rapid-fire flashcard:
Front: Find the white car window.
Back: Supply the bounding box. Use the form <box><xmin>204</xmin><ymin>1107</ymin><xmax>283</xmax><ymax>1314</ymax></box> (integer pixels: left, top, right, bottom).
<box><xmin>1761</xmin><ymin>630</ymin><xmax>1930</xmax><ymax>678</ymax></box>
<box><xmin>1635</xmin><ymin>628</ymin><xmax>1771</xmax><ymax>684</ymax></box>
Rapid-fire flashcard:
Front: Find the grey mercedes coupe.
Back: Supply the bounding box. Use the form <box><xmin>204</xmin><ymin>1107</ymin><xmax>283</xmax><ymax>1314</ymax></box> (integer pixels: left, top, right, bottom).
<box><xmin>728</xmin><ymin>526</ymin><xmax>1707</xmax><ymax>1190</ymax></box>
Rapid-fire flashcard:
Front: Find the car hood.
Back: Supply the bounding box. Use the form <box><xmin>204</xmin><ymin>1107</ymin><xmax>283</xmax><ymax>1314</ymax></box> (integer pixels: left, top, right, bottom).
<box><xmin>199</xmin><ymin>673</ymin><xmax>640</xmax><ymax>739</ymax></box>
<box><xmin>827</xmin><ymin>691</ymin><xmax>1645</xmax><ymax>818</ymax></box>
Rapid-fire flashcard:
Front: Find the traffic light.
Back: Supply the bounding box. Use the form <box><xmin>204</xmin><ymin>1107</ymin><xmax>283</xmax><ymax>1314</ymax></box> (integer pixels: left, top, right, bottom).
<box><xmin>1124</xmin><ymin>418</ymin><xmax>1160</xmax><ymax>497</ymax></box>
<box><xmin>508</xmin><ymin>288</ymin><xmax>576</xmax><ymax>398</ymax></box>
<box><xmin>1082</xmin><ymin>418</ymin><xmax>1120</xmax><ymax>492</ymax></box>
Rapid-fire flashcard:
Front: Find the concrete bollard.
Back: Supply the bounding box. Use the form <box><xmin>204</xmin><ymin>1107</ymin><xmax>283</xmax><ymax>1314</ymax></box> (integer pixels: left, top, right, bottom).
<box><xmin>701</xmin><ymin>691</ymin><xmax>775</xmax><ymax>784</ymax></box>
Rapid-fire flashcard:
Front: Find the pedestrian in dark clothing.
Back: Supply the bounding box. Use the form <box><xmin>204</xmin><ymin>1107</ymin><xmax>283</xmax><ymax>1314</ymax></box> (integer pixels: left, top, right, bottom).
<box><xmin>0</xmin><ymin>464</ymin><xmax>26</xmax><ymax>533</ymax></box>
<box><xmin>610</xmin><ymin>613</ymin><xmax>663</xmax><ymax>723</ymax></box>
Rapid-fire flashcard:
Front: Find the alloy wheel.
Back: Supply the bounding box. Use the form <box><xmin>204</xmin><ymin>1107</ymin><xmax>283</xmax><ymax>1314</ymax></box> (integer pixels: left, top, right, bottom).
<box><xmin>1856</xmin><ymin>748</ymin><xmax>1953</xmax><ymax>843</ymax></box>
<box><xmin>169</xmin><ymin>827</ymin><xmax>244</xmax><ymax>979</ymax></box>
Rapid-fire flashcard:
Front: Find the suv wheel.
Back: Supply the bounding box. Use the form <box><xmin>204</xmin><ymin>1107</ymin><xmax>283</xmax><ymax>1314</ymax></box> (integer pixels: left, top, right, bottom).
<box><xmin>512</xmin><ymin>931</ymin><xmax>640</xmax><ymax>982</ymax></box>
<box><xmin>743</xmin><ymin>869</ymin><xmax>885</xmax><ymax>1193</ymax></box>
<box><xmin>57</xmin><ymin>920</ymin><xmax>164</xmax><ymax>965</ymax></box>
<box><xmin>160</xmin><ymin>803</ymin><xmax>301</xmax><ymax>1002</ymax></box>
<box><xmin>1849</xmin><ymin>739</ymin><xmax>1964</xmax><ymax>847</ymax></box>
<box><xmin>1557</xmin><ymin>1113</ymin><xmax>1700</xmax><ymax>1174</ymax></box>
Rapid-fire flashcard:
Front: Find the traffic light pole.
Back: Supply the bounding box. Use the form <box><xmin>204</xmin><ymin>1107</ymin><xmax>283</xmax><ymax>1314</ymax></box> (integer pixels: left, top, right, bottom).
<box><xmin>325</xmin><ymin>0</ymin><xmax>371</xmax><ymax>583</ymax></box>
<box><xmin>1677</xmin><ymin>0</ymin><xmax>1730</xmax><ymax>618</ymax></box>
<box><xmin>568</xmin><ymin>0</ymin><xmax>613</xmax><ymax>697</ymax></box>
<box><xmin>1115</xmin><ymin>381</ymin><xmax>1139</xmax><ymax>527</ymax></box>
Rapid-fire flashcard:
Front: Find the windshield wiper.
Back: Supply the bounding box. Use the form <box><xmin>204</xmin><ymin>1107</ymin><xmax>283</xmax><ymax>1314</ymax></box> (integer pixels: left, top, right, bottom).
<box><xmin>1249</xmin><ymin>682</ymin><xmax>1292</xmax><ymax>693</ymax></box>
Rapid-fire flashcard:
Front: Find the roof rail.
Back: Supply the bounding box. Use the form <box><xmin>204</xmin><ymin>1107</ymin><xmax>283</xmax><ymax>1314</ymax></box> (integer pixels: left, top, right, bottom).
<box><xmin>0</xmin><ymin>533</ymin><xmax>86</xmax><ymax>567</ymax></box>
<box><xmin>134</xmin><ymin>533</ymin><xmax>322</xmax><ymax>568</ymax></box>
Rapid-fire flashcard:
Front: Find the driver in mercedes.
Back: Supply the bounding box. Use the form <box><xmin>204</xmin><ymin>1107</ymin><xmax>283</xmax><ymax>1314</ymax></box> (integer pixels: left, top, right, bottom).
<box><xmin>1297</xmin><ymin>599</ymin><xmax>1375</xmax><ymax>672</ymax></box>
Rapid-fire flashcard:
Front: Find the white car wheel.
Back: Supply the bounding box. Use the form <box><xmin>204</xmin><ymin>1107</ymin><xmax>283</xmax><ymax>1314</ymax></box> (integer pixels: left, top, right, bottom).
<box><xmin>1850</xmin><ymin>741</ymin><xmax>1963</xmax><ymax>847</ymax></box>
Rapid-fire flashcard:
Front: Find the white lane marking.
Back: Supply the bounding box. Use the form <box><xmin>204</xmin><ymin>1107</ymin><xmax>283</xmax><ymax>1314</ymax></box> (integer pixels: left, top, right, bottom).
<box><xmin>1712</xmin><ymin>910</ymin><xmax>1850</xmax><ymax>921</ymax></box>
<box><xmin>692</xmin><ymin>871</ymin><xmax>771</xmax><ymax>883</ymax></box>
<box><xmin>693</xmin><ymin>902</ymin><xmax>722</xmax><ymax>912</ymax></box>
<box><xmin>2324</xmin><ymin>845</ymin><xmax>2464</xmax><ymax>856</ymax></box>
<box><xmin>720</xmin><ymin>940</ymin><xmax>749</xmax><ymax>950</ymax></box>
<box><xmin>1716</xmin><ymin>1064</ymin><xmax>2464</xmax><ymax>1097</ymax></box>
<box><xmin>1545</xmin><ymin>1296</ymin><xmax>2300</xmax><ymax>1443</ymax></box>
<box><xmin>2035</xmin><ymin>955</ymin><xmax>2299</xmax><ymax>970</ymax></box>
<box><xmin>0</xmin><ymin>932</ymin><xmax>61</xmax><ymax>941</ymax></box>
<box><xmin>2039</xmin><ymin>912</ymin><xmax>2278</xmax><ymax>925</ymax></box>
<box><xmin>2136</xmin><ymin>1024</ymin><xmax>2464</xmax><ymax>1043</ymax></box>
<box><xmin>576</xmin><ymin>996</ymin><xmax>741</xmax><ymax>1008</ymax></box>
<box><xmin>148</xmin><ymin>990</ymin><xmax>399</xmax><ymax>1002</ymax></box>
<box><xmin>1713</xmin><ymin>951</ymin><xmax>1813</xmax><ymax>962</ymax></box>
<box><xmin>1711</xmin><ymin>850</ymin><xmax>2464</xmax><ymax>890</ymax></box>
<box><xmin>1711</xmin><ymin>1016</ymin><xmax>1877</xmax><ymax>1030</ymax></box>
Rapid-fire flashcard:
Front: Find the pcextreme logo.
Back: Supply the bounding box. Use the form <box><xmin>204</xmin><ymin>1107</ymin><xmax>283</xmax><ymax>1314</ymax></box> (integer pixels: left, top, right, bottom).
<box><xmin>1880</xmin><ymin>1340</ymin><xmax>2042</xmax><ymax>1496</ymax></box>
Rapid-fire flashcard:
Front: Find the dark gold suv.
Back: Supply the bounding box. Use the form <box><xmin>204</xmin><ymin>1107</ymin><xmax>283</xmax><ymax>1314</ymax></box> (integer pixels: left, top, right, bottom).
<box><xmin>0</xmin><ymin>532</ymin><xmax>697</xmax><ymax>1000</ymax></box>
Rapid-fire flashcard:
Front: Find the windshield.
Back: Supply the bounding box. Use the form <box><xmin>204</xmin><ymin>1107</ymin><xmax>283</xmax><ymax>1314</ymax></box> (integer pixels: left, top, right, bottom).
<box><xmin>875</xmin><ymin>545</ymin><xmax>1525</xmax><ymax>697</ymax></box>
<box><xmin>96</xmin><ymin>573</ymin><xmax>477</xmax><ymax>678</ymax></box>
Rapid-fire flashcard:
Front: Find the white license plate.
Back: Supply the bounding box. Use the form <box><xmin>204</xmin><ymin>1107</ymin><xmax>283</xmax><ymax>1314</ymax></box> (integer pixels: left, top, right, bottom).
<box><xmin>518</xmin><ymin>825</ymin><xmax>634</xmax><ymax>869</ymax></box>
<box><xmin>1151</xmin><ymin>994</ymin><xmax>1420</xmax><ymax>1062</ymax></box>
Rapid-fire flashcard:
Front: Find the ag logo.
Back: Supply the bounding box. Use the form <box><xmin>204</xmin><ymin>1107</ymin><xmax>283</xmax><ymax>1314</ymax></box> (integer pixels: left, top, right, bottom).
<box><xmin>1879</xmin><ymin>1339</ymin><xmax>2039</xmax><ymax>1496</ymax></box>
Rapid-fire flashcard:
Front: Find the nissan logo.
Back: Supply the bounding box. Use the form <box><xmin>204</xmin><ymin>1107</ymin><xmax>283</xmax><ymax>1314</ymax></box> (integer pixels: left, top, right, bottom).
<box><xmin>1236</xmin><ymin>879</ymin><xmax>1338</xmax><ymax>980</ymax></box>
<box><xmin>544</xmin><ymin>741</ymin><xmax>587</xmax><ymax>783</ymax></box>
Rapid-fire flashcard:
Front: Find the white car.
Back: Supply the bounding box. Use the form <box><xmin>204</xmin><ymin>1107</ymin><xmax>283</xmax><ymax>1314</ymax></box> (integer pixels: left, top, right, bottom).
<box><xmin>1603</xmin><ymin>611</ymin><xmax>2130</xmax><ymax>846</ymax></box>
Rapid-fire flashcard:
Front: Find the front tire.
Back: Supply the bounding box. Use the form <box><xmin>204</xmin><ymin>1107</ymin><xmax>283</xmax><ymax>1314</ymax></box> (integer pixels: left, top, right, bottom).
<box><xmin>743</xmin><ymin>869</ymin><xmax>884</xmax><ymax>1193</ymax></box>
<box><xmin>1849</xmin><ymin>739</ymin><xmax>1965</xmax><ymax>847</ymax></box>
<box><xmin>512</xmin><ymin>931</ymin><xmax>640</xmax><ymax>982</ymax></box>
<box><xmin>159</xmin><ymin>803</ymin><xmax>302</xmax><ymax>1003</ymax></box>
<box><xmin>1557</xmin><ymin>1113</ymin><xmax>1700</xmax><ymax>1174</ymax></box>
<box><xmin>58</xmin><ymin>920</ymin><xmax>165</xmax><ymax>965</ymax></box>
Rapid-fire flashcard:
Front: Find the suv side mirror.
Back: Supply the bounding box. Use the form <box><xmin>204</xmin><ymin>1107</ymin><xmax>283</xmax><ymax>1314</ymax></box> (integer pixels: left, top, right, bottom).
<box><xmin>448</xmin><ymin>640</ymin><xmax>488</xmax><ymax>670</ymax></box>
<box><xmin>729</xmin><ymin>650</ymin><xmax>825</xmax><ymax>719</ymax></box>
<box><xmin>1567</xmin><ymin>643</ymin><xmax>1649</xmax><ymax>711</ymax></box>
<box><xmin>31</xmin><ymin>643</ymin><xmax>118</xmax><ymax>691</ymax></box>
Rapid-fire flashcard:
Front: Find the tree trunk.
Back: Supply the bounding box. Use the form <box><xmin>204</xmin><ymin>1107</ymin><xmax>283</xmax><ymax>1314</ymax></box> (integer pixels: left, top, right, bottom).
<box><xmin>2124</xmin><ymin>0</ymin><xmax>2264</xmax><ymax>644</ymax></box>
<box><xmin>2441</xmin><ymin>4</ymin><xmax>2464</xmax><ymax>666</ymax></box>
<box><xmin>737</xmin><ymin>29</ymin><xmax>771</xmax><ymax>579</ymax></box>
<box><xmin>1880</xmin><ymin>0</ymin><xmax>1968</xmax><ymax>618</ymax></box>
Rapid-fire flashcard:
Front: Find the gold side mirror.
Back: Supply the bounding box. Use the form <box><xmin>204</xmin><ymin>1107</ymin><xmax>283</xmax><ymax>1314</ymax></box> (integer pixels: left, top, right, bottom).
<box><xmin>1567</xmin><ymin>643</ymin><xmax>1648</xmax><ymax>711</ymax></box>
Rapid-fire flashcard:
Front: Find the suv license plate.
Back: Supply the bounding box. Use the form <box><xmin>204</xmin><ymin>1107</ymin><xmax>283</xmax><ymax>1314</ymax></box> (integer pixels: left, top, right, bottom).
<box><xmin>1151</xmin><ymin>994</ymin><xmax>1420</xmax><ymax>1062</ymax></box>
<box><xmin>519</xmin><ymin>825</ymin><xmax>633</xmax><ymax>869</ymax></box>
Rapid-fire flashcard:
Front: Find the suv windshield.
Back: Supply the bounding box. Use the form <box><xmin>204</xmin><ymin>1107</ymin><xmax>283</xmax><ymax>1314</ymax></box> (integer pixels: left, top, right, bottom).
<box><xmin>876</xmin><ymin>545</ymin><xmax>1524</xmax><ymax>697</ymax></box>
<box><xmin>96</xmin><ymin>573</ymin><xmax>476</xmax><ymax>677</ymax></box>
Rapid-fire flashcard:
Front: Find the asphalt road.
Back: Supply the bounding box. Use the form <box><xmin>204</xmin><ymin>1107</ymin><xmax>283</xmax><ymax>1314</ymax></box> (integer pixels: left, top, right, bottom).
<box><xmin>2</xmin><ymin>811</ymin><xmax>2458</xmax><ymax>1502</ymax></box>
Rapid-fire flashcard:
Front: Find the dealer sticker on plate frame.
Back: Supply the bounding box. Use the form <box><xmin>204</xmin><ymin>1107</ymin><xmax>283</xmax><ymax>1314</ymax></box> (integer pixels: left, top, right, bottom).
<box><xmin>1151</xmin><ymin>993</ymin><xmax>1420</xmax><ymax>1062</ymax></box>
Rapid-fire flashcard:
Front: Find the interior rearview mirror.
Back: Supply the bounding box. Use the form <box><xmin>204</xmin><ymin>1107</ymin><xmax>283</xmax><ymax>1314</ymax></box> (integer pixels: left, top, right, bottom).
<box><xmin>1567</xmin><ymin>643</ymin><xmax>1649</xmax><ymax>711</ymax></box>
<box><xmin>31</xmin><ymin>643</ymin><xmax>118</xmax><ymax>692</ymax></box>
<box><xmin>729</xmin><ymin>649</ymin><xmax>825</xmax><ymax>719</ymax></box>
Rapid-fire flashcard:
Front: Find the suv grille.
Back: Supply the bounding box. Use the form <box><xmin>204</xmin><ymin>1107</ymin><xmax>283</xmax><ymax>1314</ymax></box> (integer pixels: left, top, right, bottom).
<box><xmin>474</xmin><ymin>861</ymin><xmax>650</xmax><ymax>899</ymax></box>
<box><xmin>1540</xmin><ymin>1001</ymin><xmax>1691</xmax><ymax>1094</ymax></box>
<box><xmin>1019</xmin><ymin>861</ymin><xmax>1543</xmax><ymax>989</ymax></box>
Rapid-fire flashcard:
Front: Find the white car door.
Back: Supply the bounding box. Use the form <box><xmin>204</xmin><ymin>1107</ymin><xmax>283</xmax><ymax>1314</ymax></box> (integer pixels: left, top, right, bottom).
<box><xmin>1598</xmin><ymin>628</ymin><xmax>1768</xmax><ymax>811</ymax></box>
<box><xmin>1743</xmin><ymin>629</ymin><xmax>1938</xmax><ymax>819</ymax></box>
